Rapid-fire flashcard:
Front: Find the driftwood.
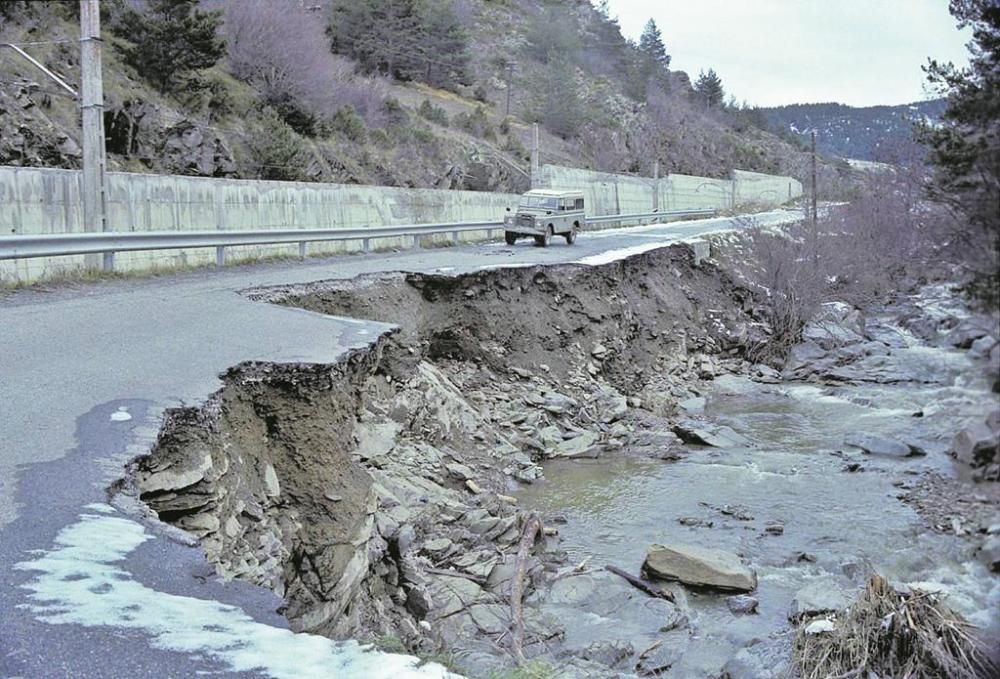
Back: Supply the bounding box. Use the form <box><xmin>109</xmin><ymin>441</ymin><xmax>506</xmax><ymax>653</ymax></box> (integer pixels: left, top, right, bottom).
<box><xmin>509</xmin><ymin>512</ymin><xmax>544</xmax><ymax>665</ymax></box>
<box><xmin>605</xmin><ymin>565</ymin><xmax>675</xmax><ymax>603</ymax></box>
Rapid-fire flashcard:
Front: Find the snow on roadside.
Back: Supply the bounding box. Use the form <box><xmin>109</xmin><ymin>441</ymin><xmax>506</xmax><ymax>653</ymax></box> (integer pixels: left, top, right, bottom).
<box><xmin>15</xmin><ymin>504</ymin><xmax>460</xmax><ymax>679</ymax></box>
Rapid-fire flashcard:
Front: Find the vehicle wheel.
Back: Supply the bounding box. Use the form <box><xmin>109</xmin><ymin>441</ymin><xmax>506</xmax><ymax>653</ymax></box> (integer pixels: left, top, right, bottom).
<box><xmin>565</xmin><ymin>225</ymin><xmax>578</xmax><ymax>244</ymax></box>
<box><xmin>505</xmin><ymin>231</ymin><xmax>517</xmax><ymax>245</ymax></box>
<box><xmin>539</xmin><ymin>225</ymin><xmax>552</xmax><ymax>247</ymax></box>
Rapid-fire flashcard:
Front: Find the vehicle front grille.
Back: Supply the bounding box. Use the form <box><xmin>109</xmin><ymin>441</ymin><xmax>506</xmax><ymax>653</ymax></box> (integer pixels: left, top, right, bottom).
<box><xmin>516</xmin><ymin>215</ymin><xmax>535</xmax><ymax>228</ymax></box>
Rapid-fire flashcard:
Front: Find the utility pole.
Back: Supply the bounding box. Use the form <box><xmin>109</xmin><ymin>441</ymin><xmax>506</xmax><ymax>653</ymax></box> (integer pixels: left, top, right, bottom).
<box><xmin>530</xmin><ymin>123</ymin><xmax>540</xmax><ymax>189</ymax></box>
<box><xmin>811</xmin><ymin>130</ymin><xmax>818</xmax><ymax>228</ymax></box>
<box><xmin>80</xmin><ymin>0</ymin><xmax>109</xmax><ymax>270</ymax></box>
<box><xmin>811</xmin><ymin>130</ymin><xmax>819</xmax><ymax>264</ymax></box>
<box><xmin>652</xmin><ymin>159</ymin><xmax>659</xmax><ymax>211</ymax></box>
<box><xmin>504</xmin><ymin>61</ymin><xmax>516</xmax><ymax>117</ymax></box>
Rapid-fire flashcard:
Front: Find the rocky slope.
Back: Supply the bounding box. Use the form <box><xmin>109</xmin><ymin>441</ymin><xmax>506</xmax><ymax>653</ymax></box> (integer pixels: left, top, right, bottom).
<box><xmin>115</xmin><ymin>236</ymin><xmax>1000</xmax><ymax>676</ymax></box>
<box><xmin>0</xmin><ymin>1</ymin><xmax>825</xmax><ymax>192</ymax></box>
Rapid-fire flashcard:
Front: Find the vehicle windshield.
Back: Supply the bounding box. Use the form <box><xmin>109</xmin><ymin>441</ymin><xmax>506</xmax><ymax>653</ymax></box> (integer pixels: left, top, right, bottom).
<box><xmin>519</xmin><ymin>196</ymin><xmax>558</xmax><ymax>209</ymax></box>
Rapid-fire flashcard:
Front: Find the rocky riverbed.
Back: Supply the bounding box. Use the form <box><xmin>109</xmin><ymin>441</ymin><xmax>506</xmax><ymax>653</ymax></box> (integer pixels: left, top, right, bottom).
<box><xmin>115</xmin><ymin>242</ymin><xmax>1000</xmax><ymax>678</ymax></box>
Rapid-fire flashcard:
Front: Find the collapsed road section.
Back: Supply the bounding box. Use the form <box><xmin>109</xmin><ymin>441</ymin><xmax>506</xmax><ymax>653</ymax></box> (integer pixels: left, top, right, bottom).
<box><xmin>117</xmin><ymin>239</ymin><xmax>999</xmax><ymax>678</ymax></box>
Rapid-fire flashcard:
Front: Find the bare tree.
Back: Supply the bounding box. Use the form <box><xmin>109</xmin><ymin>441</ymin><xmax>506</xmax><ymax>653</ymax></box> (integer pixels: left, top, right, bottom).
<box><xmin>223</xmin><ymin>0</ymin><xmax>387</xmax><ymax>129</ymax></box>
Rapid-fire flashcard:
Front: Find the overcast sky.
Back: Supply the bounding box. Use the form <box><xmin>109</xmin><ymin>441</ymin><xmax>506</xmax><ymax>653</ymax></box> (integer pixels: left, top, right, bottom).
<box><xmin>605</xmin><ymin>0</ymin><xmax>973</xmax><ymax>107</ymax></box>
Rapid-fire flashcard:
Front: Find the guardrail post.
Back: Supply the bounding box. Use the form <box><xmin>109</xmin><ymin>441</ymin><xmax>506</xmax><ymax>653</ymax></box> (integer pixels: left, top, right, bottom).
<box><xmin>298</xmin><ymin>241</ymin><xmax>306</xmax><ymax>260</ymax></box>
<box><xmin>215</xmin><ymin>246</ymin><xmax>225</xmax><ymax>267</ymax></box>
<box><xmin>363</xmin><ymin>238</ymin><xmax>371</xmax><ymax>253</ymax></box>
<box><xmin>103</xmin><ymin>251</ymin><xmax>114</xmax><ymax>272</ymax></box>
<box><xmin>412</xmin><ymin>235</ymin><xmax>420</xmax><ymax>249</ymax></box>
<box><xmin>451</xmin><ymin>231</ymin><xmax>459</xmax><ymax>244</ymax></box>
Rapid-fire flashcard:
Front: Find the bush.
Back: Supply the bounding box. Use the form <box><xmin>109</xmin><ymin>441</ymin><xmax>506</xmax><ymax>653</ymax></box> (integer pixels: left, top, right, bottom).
<box><xmin>418</xmin><ymin>100</ymin><xmax>449</xmax><ymax>126</ymax></box>
<box><xmin>330</xmin><ymin>106</ymin><xmax>367</xmax><ymax>143</ymax></box>
<box><xmin>454</xmin><ymin>105</ymin><xmax>492</xmax><ymax>138</ymax></box>
<box><xmin>247</xmin><ymin>108</ymin><xmax>308</xmax><ymax>181</ymax></box>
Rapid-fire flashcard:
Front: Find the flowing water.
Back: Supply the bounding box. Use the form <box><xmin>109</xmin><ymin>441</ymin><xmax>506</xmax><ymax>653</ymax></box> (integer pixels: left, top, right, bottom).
<box><xmin>518</xmin><ymin>317</ymin><xmax>1000</xmax><ymax>676</ymax></box>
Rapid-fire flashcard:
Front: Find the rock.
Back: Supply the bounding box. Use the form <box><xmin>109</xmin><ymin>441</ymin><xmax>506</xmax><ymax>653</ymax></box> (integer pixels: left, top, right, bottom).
<box><xmin>844</xmin><ymin>432</ymin><xmax>921</xmax><ymax>458</ymax></box>
<box><xmin>578</xmin><ymin>640</ymin><xmax>634</xmax><ymax>668</ymax></box>
<box><xmin>678</xmin><ymin>396</ymin><xmax>706</xmax><ymax>414</ymax></box>
<box><xmin>263</xmin><ymin>463</ymin><xmax>281</xmax><ymax>497</ymax></box>
<box><xmin>427</xmin><ymin>574</ymin><xmax>483</xmax><ymax>618</ymax></box>
<box><xmin>678</xmin><ymin>516</ymin><xmax>714</xmax><ymax>528</ymax></box>
<box><xmin>788</xmin><ymin>578</ymin><xmax>849</xmax><ymax>621</ymax></box>
<box><xmin>392</xmin><ymin>524</ymin><xmax>417</xmax><ymax>558</ymax></box>
<box><xmin>465</xmin><ymin>479</ymin><xmax>483</xmax><ymax>494</ymax></box>
<box><xmin>727</xmin><ymin>594</ymin><xmax>759</xmax><ymax>615</ymax></box>
<box><xmin>945</xmin><ymin>321</ymin><xmax>989</xmax><ymax>349</ymax></box>
<box><xmin>422</xmin><ymin>538</ymin><xmax>452</xmax><ymax>554</ymax></box>
<box><xmin>969</xmin><ymin>335</ymin><xmax>997</xmax><ymax>358</ymax></box>
<box><xmin>406</xmin><ymin>586</ymin><xmax>434</xmax><ymax>619</ymax></box>
<box><xmin>720</xmin><ymin>640</ymin><xmax>789</xmax><ymax>679</ymax></box>
<box><xmin>591</xmin><ymin>342</ymin><xmax>608</xmax><ymax>358</ymax></box>
<box><xmin>354</xmin><ymin>421</ymin><xmax>401</xmax><ymax>460</ymax></box>
<box><xmin>951</xmin><ymin>422</ymin><xmax>1000</xmax><ymax>468</ymax></box>
<box><xmin>468</xmin><ymin>603</ymin><xmax>509</xmax><ymax>635</ymax></box>
<box><xmin>978</xmin><ymin>534</ymin><xmax>1000</xmax><ymax>572</ymax></box>
<box><xmin>802</xmin><ymin>302</ymin><xmax>866</xmax><ymax>350</ymax></box>
<box><xmin>445</xmin><ymin>462</ymin><xmax>475</xmax><ymax>481</ymax></box>
<box><xmin>551</xmin><ymin>432</ymin><xmax>601</xmax><ymax>458</ymax></box>
<box><xmin>804</xmin><ymin>619</ymin><xmax>836</xmax><ymax>635</ymax></box>
<box><xmin>595</xmin><ymin>392</ymin><xmax>628</xmax><ymax>423</ymax></box>
<box><xmin>672</xmin><ymin>421</ymin><xmax>751</xmax><ymax>448</ymax></box>
<box><xmin>140</xmin><ymin>450</ymin><xmax>213</xmax><ymax>493</ymax></box>
<box><xmin>764</xmin><ymin>521</ymin><xmax>784</xmax><ymax>536</ymax></box>
<box><xmin>178</xmin><ymin>512</ymin><xmax>219</xmax><ymax>535</ymax></box>
<box><xmin>643</xmin><ymin>543</ymin><xmax>757</xmax><ymax>592</ymax></box>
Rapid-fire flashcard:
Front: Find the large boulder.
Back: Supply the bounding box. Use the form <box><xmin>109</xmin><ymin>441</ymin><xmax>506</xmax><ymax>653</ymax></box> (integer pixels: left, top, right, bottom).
<box><xmin>951</xmin><ymin>422</ymin><xmax>1000</xmax><ymax>468</ymax></box>
<box><xmin>802</xmin><ymin>302</ymin><xmax>866</xmax><ymax>350</ymax></box>
<box><xmin>642</xmin><ymin>543</ymin><xmax>757</xmax><ymax>592</ymax></box>
<box><xmin>844</xmin><ymin>432</ymin><xmax>923</xmax><ymax>458</ymax></box>
<box><xmin>673</xmin><ymin>420</ymin><xmax>752</xmax><ymax>448</ymax></box>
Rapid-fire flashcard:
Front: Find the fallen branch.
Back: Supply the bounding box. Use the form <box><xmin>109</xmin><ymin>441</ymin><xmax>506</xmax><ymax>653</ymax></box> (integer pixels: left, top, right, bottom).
<box><xmin>509</xmin><ymin>512</ymin><xmax>544</xmax><ymax>665</ymax></box>
<box><xmin>605</xmin><ymin>565</ymin><xmax>676</xmax><ymax>603</ymax></box>
<box><xmin>552</xmin><ymin>555</ymin><xmax>592</xmax><ymax>582</ymax></box>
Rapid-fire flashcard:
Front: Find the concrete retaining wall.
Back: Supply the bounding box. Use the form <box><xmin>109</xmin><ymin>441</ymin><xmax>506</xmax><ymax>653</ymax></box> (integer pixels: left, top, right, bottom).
<box><xmin>539</xmin><ymin>164</ymin><xmax>802</xmax><ymax>215</ymax></box>
<box><xmin>1</xmin><ymin>162</ymin><xmax>802</xmax><ymax>284</ymax></box>
<box><xmin>0</xmin><ymin>166</ymin><xmax>520</xmax><ymax>283</ymax></box>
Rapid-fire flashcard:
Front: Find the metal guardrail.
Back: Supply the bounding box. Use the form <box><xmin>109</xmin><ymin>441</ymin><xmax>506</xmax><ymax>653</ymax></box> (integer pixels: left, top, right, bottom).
<box><xmin>0</xmin><ymin>208</ymin><xmax>717</xmax><ymax>269</ymax></box>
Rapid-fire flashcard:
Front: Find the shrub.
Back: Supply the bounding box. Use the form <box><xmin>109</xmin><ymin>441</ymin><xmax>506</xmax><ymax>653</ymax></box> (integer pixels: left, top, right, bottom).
<box><xmin>418</xmin><ymin>100</ymin><xmax>449</xmax><ymax>126</ymax></box>
<box><xmin>247</xmin><ymin>108</ymin><xmax>308</xmax><ymax>181</ymax></box>
<box><xmin>330</xmin><ymin>106</ymin><xmax>367</xmax><ymax>143</ymax></box>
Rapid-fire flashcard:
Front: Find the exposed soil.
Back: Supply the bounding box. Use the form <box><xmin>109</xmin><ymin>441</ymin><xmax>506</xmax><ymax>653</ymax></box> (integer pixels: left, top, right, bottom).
<box><xmin>116</xmin><ymin>242</ymin><xmax>999</xmax><ymax>678</ymax></box>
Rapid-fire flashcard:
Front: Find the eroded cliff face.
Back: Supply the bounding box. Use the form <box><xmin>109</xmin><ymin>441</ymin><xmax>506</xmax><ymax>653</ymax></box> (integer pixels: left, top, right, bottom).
<box><xmin>118</xmin><ymin>240</ymin><xmax>1000</xmax><ymax>677</ymax></box>
<box><xmin>122</xmin><ymin>243</ymin><xmax>763</xmax><ymax>674</ymax></box>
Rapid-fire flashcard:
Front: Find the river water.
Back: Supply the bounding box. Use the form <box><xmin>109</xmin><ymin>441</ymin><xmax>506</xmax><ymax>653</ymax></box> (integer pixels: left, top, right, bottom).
<box><xmin>518</xmin><ymin>313</ymin><xmax>1000</xmax><ymax>676</ymax></box>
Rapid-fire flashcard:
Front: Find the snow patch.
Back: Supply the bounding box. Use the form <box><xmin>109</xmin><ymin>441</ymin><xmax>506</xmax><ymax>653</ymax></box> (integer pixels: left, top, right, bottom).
<box><xmin>15</xmin><ymin>508</ymin><xmax>459</xmax><ymax>679</ymax></box>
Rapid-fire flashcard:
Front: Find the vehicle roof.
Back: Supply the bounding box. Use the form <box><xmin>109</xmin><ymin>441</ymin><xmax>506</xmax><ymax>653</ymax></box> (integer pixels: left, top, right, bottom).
<box><xmin>522</xmin><ymin>189</ymin><xmax>585</xmax><ymax>198</ymax></box>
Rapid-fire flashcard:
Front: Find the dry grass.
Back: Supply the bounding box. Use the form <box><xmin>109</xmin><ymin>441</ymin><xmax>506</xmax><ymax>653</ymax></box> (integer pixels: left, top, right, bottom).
<box><xmin>794</xmin><ymin>575</ymin><xmax>996</xmax><ymax>679</ymax></box>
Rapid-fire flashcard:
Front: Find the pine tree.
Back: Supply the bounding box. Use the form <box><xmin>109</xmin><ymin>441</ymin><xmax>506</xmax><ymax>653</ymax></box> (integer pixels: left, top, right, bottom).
<box><xmin>694</xmin><ymin>68</ymin><xmax>725</xmax><ymax>108</ymax></box>
<box><xmin>330</xmin><ymin>0</ymin><xmax>468</xmax><ymax>89</ymax></box>
<box><xmin>634</xmin><ymin>18</ymin><xmax>670</xmax><ymax>98</ymax></box>
<box><xmin>920</xmin><ymin>0</ymin><xmax>1000</xmax><ymax>304</ymax></box>
<box><xmin>118</xmin><ymin>0</ymin><xmax>225</xmax><ymax>93</ymax></box>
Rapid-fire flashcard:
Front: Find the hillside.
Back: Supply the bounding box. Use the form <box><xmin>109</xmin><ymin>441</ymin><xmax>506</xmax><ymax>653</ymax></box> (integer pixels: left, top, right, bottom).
<box><xmin>0</xmin><ymin>0</ymin><xmax>835</xmax><ymax>194</ymax></box>
<box><xmin>761</xmin><ymin>99</ymin><xmax>946</xmax><ymax>162</ymax></box>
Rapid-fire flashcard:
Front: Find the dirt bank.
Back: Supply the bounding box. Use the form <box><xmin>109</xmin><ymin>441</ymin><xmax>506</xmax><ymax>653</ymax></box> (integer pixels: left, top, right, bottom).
<box><xmin>116</xmin><ymin>242</ymin><xmax>999</xmax><ymax>677</ymax></box>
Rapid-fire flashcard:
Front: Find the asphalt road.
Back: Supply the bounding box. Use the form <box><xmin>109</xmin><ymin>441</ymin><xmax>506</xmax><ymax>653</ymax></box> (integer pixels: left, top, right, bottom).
<box><xmin>0</xmin><ymin>208</ymin><xmax>801</xmax><ymax>678</ymax></box>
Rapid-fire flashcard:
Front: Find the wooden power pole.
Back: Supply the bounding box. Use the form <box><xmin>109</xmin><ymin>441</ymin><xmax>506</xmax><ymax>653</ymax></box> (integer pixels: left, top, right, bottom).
<box><xmin>504</xmin><ymin>61</ymin><xmax>515</xmax><ymax>117</ymax></box>
<box><xmin>811</xmin><ymin>130</ymin><xmax>818</xmax><ymax>228</ymax></box>
<box><xmin>530</xmin><ymin>123</ymin><xmax>539</xmax><ymax>189</ymax></box>
<box><xmin>80</xmin><ymin>0</ymin><xmax>109</xmax><ymax>270</ymax></box>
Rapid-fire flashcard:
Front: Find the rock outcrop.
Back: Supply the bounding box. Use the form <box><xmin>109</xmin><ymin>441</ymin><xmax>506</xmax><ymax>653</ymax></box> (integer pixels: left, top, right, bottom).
<box><xmin>642</xmin><ymin>543</ymin><xmax>757</xmax><ymax>592</ymax></box>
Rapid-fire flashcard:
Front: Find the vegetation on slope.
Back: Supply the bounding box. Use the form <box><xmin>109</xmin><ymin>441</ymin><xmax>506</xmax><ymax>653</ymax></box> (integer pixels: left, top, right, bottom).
<box><xmin>0</xmin><ymin>0</ymin><xmax>829</xmax><ymax>192</ymax></box>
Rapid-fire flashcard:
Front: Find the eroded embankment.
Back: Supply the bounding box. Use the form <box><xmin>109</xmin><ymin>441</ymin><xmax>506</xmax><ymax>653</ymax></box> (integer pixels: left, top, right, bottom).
<box><xmin>121</xmin><ymin>243</ymin><xmax>769</xmax><ymax>676</ymax></box>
